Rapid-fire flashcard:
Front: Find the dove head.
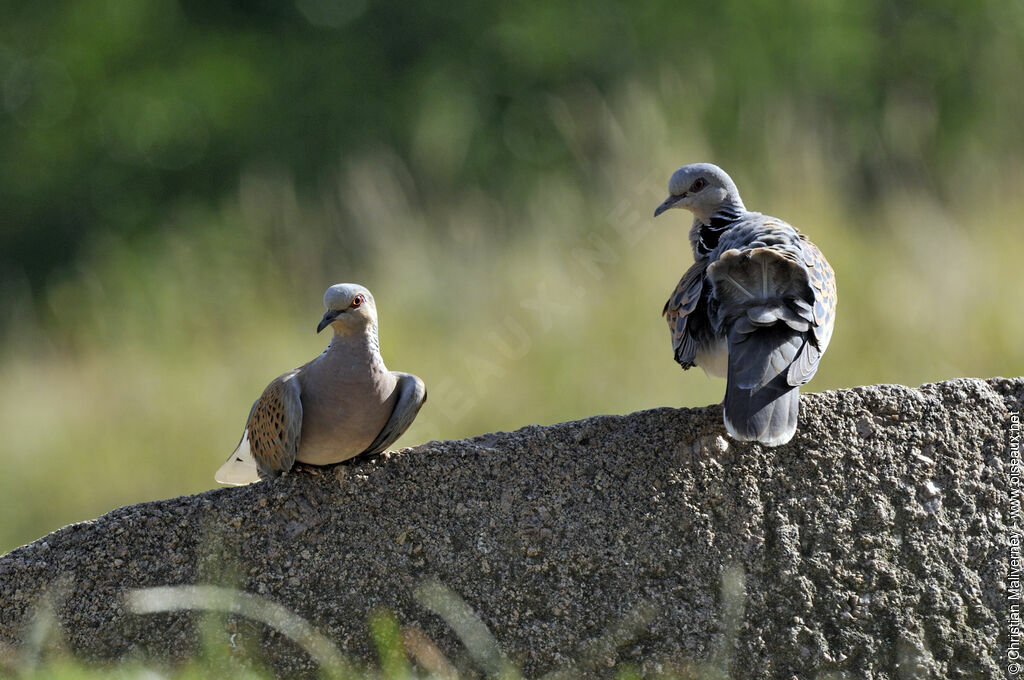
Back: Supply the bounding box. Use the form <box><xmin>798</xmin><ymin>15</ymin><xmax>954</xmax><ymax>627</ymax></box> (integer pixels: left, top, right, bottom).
<box><xmin>654</xmin><ymin>163</ymin><xmax>745</xmax><ymax>224</ymax></box>
<box><xmin>317</xmin><ymin>283</ymin><xmax>378</xmax><ymax>335</ymax></box>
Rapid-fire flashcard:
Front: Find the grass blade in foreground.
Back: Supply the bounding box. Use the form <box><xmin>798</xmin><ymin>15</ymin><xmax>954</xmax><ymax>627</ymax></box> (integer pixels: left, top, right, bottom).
<box><xmin>415</xmin><ymin>580</ymin><xmax>521</xmax><ymax>680</ymax></box>
<box><xmin>126</xmin><ymin>585</ymin><xmax>349</xmax><ymax>679</ymax></box>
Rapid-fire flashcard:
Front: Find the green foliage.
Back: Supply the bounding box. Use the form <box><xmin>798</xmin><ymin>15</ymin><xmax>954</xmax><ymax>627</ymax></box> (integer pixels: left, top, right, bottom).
<box><xmin>369</xmin><ymin>610</ymin><xmax>412</xmax><ymax>680</ymax></box>
<box><xmin>2</xmin><ymin>0</ymin><xmax>1023</xmax><ymax>290</ymax></box>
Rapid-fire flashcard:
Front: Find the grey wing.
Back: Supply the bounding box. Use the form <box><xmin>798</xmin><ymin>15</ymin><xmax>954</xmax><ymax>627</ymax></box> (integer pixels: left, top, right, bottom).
<box><xmin>799</xmin><ymin>235</ymin><xmax>836</xmax><ymax>350</ymax></box>
<box><xmin>786</xmin><ymin>235</ymin><xmax>837</xmax><ymax>386</ymax></box>
<box><xmin>246</xmin><ymin>369</ymin><xmax>304</xmax><ymax>479</ymax></box>
<box><xmin>662</xmin><ymin>261</ymin><xmax>706</xmax><ymax>369</ymax></box>
<box><xmin>360</xmin><ymin>372</ymin><xmax>427</xmax><ymax>456</ymax></box>
<box><xmin>711</xmin><ymin>216</ymin><xmax>832</xmax><ymax>387</ymax></box>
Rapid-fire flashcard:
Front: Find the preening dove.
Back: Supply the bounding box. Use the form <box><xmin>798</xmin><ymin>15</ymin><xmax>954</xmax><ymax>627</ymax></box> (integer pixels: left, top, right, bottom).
<box><xmin>654</xmin><ymin>163</ymin><xmax>836</xmax><ymax>446</ymax></box>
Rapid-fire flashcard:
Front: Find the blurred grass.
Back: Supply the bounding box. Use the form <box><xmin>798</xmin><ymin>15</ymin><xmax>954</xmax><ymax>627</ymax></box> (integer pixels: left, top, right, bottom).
<box><xmin>1</xmin><ymin>84</ymin><xmax>1023</xmax><ymax>554</ymax></box>
<box><xmin>5</xmin><ymin>570</ymin><xmax>747</xmax><ymax>678</ymax></box>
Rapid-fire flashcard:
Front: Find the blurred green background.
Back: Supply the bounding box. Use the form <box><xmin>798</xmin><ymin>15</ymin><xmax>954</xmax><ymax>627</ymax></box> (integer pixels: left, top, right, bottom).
<box><xmin>1</xmin><ymin>0</ymin><xmax>1022</xmax><ymax>554</ymax></box>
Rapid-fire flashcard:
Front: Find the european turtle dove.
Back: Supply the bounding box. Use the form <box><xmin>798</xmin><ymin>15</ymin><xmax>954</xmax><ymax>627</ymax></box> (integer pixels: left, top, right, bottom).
<box><xmin>216</xmin><ymin>283</ymin><xmax>427</xmax><ymax>484</ymax></box>
<box><xmin>654</xmin><ymin>163</ymin><xmax>836</xmax><ymax>446</ymax></box>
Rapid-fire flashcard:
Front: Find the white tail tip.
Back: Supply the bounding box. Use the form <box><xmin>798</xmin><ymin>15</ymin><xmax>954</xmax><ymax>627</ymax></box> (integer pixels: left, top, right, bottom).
<box><xmin>215</xmin><ymin>433</ymin><xmax>260</xmax><ymax>485</ymax></box>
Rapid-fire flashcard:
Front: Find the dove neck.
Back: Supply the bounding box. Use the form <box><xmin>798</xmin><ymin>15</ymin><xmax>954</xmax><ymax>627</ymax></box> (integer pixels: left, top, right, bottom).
<box><xmin>694</xmin><ymin>205</ymin><xmax>744</xmax><ymax>229</ymax></box>
<box><xmin>327</xmin><ymin>323</ymin><xmax>384</xmax><ymax>364</ymax></box>
<box><xmin>690</xmin><ymin>206</ymin><xmax>744</xmax><ymax>258</ymax></box>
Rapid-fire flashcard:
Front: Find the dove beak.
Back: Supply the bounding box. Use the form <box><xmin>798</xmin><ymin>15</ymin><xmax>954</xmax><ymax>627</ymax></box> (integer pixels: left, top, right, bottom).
<box><xmin>317</xmin><ymin>309</ymin><xmax>342</xmax><ymax>333</ymax></box>
<box><xmin>654</xmin><ymin>194</ymin><xmax>684</xmax><ymax>218</ymax></box>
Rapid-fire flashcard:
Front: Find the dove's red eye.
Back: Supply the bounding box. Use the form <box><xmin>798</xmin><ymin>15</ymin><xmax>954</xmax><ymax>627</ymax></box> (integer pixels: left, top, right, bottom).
<box><xmin>351</xmin><ymin>295</ymin><xmax>364</xmax><ymax>308</ymax></box>
<box><xmin>690</xmin><ymin>178</ymin><xmax>707</xmax><ymax>192</ymax></box>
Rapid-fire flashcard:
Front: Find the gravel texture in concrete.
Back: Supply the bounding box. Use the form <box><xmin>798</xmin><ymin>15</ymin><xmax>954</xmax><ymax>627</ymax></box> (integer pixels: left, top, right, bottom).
<box><xmin>0</xmin><ymin>377</ymin><xmax>1019</xmax><ymax>679</ymax></box>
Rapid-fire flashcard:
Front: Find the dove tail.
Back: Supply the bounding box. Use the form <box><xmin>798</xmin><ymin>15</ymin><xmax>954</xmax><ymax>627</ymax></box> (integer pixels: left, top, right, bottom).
<box><xmin>707</xmin><ymin>247</ymin><xmax>816</xmax><ymax>446</ymax></box>
<box><xmin>722</xmin><ymin>323</ymin><xmax>803</xmax><ymax>446</ymax></box>
<box><xmin>215</xmin><ymin>431</ymin><xmax>261</xmax><ymax>485</ymax></box>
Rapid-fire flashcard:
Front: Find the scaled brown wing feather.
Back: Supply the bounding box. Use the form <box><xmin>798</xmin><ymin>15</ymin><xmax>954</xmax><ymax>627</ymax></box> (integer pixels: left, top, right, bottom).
<box><xmin>662</xmin><ymin>261</ymin><xmax>705</xmax><ymax>369</ymax></box>
<box><xmin>247</xmin><ymin>368</ymin><xmax>303</xmax><ymax>479</ymax></box>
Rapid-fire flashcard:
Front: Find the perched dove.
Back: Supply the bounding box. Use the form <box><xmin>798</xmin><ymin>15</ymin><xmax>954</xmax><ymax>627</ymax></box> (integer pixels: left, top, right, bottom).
<box><xmin>654</xmin><ymin>163</ymin><xmax>836</xmax><ymax>446</ymax></box>
<box><xmin>216</xmin><ymin>283</ymin><xmax>426</xmax><ymax>484</ymax></box>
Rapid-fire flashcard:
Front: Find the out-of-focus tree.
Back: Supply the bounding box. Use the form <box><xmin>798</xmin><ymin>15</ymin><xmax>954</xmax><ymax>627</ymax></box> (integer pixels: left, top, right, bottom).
<box><xmin>1</xmin><ymin>0</ymin><xmax>1021</xmax><ymax>298</ymax></box>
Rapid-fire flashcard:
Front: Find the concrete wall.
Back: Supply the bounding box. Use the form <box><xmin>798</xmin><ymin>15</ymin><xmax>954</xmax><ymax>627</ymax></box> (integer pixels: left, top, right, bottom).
<box><xmin>0</xmin><ymin>377</ymin><xmax>1019</xmax><ymax>679</ymax></box>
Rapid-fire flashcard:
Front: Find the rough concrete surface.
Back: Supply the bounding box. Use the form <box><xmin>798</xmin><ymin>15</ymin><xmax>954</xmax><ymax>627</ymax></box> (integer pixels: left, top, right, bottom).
<box><xmin>0</xmin><ymin>377</ymin><xmax>1019</xmax><ymax>679</ymax></box>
